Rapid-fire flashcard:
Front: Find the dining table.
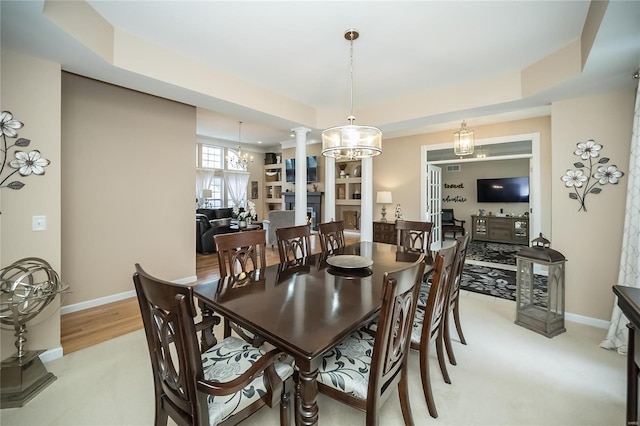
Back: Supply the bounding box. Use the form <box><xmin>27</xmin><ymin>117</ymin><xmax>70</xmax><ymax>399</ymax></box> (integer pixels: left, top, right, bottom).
<box><xmin>193</xmin><ymin>241</ymin><xmax>432</xmax><ymax>425</ymax></box>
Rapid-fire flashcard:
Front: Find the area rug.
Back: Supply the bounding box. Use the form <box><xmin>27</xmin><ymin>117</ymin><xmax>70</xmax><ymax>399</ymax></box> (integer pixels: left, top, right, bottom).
<box><xmin>459</xmin><ymin>263</ymin><xmax>547</xmax><ymax>305</ymax></box>
<box><xmin>465</xmin><ymin>240</ymin><xmax>528</xmax><ymax>265</ymax></box>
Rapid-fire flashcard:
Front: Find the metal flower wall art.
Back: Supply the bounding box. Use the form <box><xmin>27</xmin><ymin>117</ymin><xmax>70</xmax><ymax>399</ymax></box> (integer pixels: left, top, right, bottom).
<box><xmin>1</xmin><ymin>111</ymin><xmax>50</xmax><ymax>196</ymax></box>
<box><xmin>561</xmin><ymin>139</ymin><xmax>624</xmax><ymax>212</ymax></box>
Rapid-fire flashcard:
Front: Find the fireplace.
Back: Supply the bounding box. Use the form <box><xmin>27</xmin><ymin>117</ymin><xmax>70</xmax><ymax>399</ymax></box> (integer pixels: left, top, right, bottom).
<box><xmin>283</xmin><ymin>192</ymin><xmax>322</xmax><ymax>231</ymax></box>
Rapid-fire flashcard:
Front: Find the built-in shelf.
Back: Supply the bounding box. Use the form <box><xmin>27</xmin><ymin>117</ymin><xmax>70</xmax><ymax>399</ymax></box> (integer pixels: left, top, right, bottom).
<box><xmin>264</xmin><ymin>163</ymin><xmax>284</xmax><ymax>210</ymax></box>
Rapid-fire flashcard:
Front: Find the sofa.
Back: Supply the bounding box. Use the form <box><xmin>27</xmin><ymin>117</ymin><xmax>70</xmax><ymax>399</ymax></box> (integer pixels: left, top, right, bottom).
<box><xmin>262</xmin><ymin>210</ymin><xmax>296</xmax><ymax>249</ymax></box>
<box><xmin>196</xmin><ymin>208</ymin><xmax>236</xmax><ymax>254</ymax></box>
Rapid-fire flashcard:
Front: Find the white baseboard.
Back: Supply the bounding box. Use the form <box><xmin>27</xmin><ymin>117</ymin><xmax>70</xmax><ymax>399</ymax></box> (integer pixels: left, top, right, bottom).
<box><xmin>41</xmin><ymin>346</ymin><xmax>63</xmax><ymax>363</ymax></box>
<box><xmin>60</xmin><ymin>275</ymin><xmax>197</xmax><ymax>315</ymax></box>
<box><xmin>566</xmin><ymin>311</ymin><xmax>610</xmax><ymax>329</ymax></box>
<box><xmin>61</xmin><ymin>290</ymin><xmax>136</xmax><ymax>315</ymax></box>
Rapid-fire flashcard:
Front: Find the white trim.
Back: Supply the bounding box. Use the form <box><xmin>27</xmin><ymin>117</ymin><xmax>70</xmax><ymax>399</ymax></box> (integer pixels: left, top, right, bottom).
<box><xmin>60</xmin><ymin>275</ymin><xmax>197</xmax><ymax>315</ymax></box>
<box><xmin>566</xmin><ymin>312</ymin><xmax>610</xmax><ymax>330</ymax></box>
<box><xmin>40</xmin><ymin>346</ymin><xmax>63</xmax><ymax>363</ymax></box>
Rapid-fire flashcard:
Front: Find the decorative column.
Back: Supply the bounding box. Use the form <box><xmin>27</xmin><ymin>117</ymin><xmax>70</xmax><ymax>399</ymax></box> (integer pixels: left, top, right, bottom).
<box><xmin>324</xmin><ymin>157</ymin><xmax>336</xmax><ymax>222</ymax></box>
<box><xmin>360</xmin><ymin>157</ymin><xmax>373</xmax><ymax>242</ymax></box>
<box><xmin>292</xmin><ymin>127</ymin><xmax>310</xmax><ymax>226</ymax></box>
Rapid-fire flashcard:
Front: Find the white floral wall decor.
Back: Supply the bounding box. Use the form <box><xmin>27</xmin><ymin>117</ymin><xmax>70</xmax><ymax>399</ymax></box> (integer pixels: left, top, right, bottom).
<box><xmin>561</xmin><ymin>139</ymin><xmax>624</xmax><ymax>212</ymax></box>
<box><xmin>1</xmin><ymin>111</ymin><xmax>50</xmax><ymax>191</ymax></box>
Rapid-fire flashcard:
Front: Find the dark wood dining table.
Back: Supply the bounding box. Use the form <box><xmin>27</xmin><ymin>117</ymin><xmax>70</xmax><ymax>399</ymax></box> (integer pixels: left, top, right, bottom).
<box><xmin>193</xmin><ymin>241</ymin><xmax>432</xmax><ymax>425</ymax></box>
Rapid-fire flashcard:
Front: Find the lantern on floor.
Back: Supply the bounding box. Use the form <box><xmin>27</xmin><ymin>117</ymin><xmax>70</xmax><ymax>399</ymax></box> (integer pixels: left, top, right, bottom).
<box><xmin>515</xmin><ymin>234</ymin><xmax>567</xmax><ymax>338</ymax></box>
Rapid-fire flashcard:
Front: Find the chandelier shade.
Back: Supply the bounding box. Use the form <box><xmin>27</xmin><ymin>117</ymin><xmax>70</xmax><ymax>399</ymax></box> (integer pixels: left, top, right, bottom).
<box><xmin>322</xmin><ymin>29</ymin><xmax>382</xmax><ymax>160</ymax></box>
<box><xmin>453</xmin><ymin>120</ymin><xmax>474</xmax><ymax>156</ymax></box>
<box><xmin>321</xmin><ymin>124</ymin><xmax>382</xmax><ymax>160</ymax></box>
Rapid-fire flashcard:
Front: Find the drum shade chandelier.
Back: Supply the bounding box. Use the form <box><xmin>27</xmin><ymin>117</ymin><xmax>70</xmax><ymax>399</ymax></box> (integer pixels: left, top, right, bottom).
<box><xmin>453</xmin><ymin>120</ymin><xmax>474</xmax><ymax>156</ymax></box>
<box><xmin>322</xmin><ymin>29</ymin><xmax>382</xmax><ymax>160</ymax></box>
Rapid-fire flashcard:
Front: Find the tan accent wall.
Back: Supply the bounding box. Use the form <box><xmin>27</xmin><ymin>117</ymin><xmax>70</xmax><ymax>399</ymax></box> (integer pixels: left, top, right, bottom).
<box><xmin>551</xmin><ymin>89</ymin><xmax>635</xmax><ymax>320</ymax></box>
<box><xmin>1</xmin><ymin>50</ymin><xmax>62</xmax><ymax>359</ymax></box>
<box><xmin>61</xmin><ymin>73</ymin><xmax>196</xmax><ymax>305</ymax></box>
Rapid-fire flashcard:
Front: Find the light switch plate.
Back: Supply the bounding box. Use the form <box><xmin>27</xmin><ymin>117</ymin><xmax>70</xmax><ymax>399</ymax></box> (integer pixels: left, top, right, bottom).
<box><xmin>32</xmin><ymin>215</ymin><xmax>46</xmax><ymax>231</ymax></box>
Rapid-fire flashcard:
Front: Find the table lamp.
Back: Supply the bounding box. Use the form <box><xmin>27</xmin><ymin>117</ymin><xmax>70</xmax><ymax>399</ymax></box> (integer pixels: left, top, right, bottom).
<box><xmin>376</xmin><ymin>191</ymin><xmax>392</xmax><ymax>222</ymax></box>
<box><xmin>202</xmin><ymin>189</ymin><xmax>213</xmax><ymax>207</ymax></box>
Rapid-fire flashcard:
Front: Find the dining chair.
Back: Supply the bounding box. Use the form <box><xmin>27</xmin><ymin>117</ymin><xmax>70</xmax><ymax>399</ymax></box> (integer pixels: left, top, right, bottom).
<box><xmin>214</xmin><ymin>230</ymin><xmax>268</xmax><ymax>346</ymax></box>
<box><xmin>395</xmin><ymin>219</ymin><xmax>434</xmax><ymax>261</ymax></box>
<box><xmin>276</xmin><ymin>224</ymin><xmax>312</xmax><ymax>265</ymax></box>
<box><xmin>316</xmin><ymin>254</ymin><xmax>426</xmax><ymax>426</ymax></box>
<box><xmin>411</xmin><ymin>244</ymin><xmax>456</xmax><ymax>419</ymax></box>
<box><xmin>133</xmin><ymin>264</ymin><xmax>294</xmax><ymax>426</ymax></box>
<box><xmin>318</xmin><ymin>220</ymin><xmax>345</xmax><ymax>253</ymax></box>
<box><xmin>214</xmin><ymin>230</ymin><xmax>268</xmax><ymax>277</ymax></box>
<box><xmin>444</xmin><ymin>233</ymin><xmax>471</xmax><ymax>365</ymax></box>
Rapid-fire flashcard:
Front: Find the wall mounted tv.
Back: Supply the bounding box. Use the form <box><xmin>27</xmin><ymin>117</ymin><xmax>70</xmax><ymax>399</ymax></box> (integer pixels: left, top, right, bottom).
<box><xmin>476</xmin><ymin>177</ymin><xmax>530</xmax><ymax>203</ymax></box>
<box><xmin>285</xmin><ymin>156</ymin><xmax>318</xmax><ymax>183</ymax></box>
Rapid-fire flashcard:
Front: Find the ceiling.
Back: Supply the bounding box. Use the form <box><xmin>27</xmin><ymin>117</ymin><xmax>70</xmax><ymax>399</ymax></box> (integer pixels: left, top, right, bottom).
<box><xmin>2</xmin><ymin>1</ymin><xmax>639</xmax><ymax>150</ymax></box>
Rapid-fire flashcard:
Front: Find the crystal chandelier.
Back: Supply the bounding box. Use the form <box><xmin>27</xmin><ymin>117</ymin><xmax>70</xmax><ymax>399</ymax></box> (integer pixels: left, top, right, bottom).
<box><xmin>322</xmin><ymin>29</ymin><xmax>382</xmax><ymax>160</ymax></box>
<box><xmin>453</xmin><ymin>120</ymin><xmax>474</xmax><ymax>156</ymax></box>
<box><xmin>227</xmin><ymin>121</ymin><xmax>253</xmax><ymax>171</ymax></box>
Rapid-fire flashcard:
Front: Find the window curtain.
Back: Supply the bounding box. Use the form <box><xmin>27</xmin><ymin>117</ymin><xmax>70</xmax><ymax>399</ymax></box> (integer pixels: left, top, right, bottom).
<box><xmin>196</xmin><ymin>169</ymin><xmax>215</xmax><ymax>207</ymax></box>
<box><xmin>600</xmin><ymin>78</ymin><xmax>640</xmax><ymax>355</ymax></box>
<box><xmin>223</xmin><ymin>170</ymin><xmax>250</xmax><ymax>209</ymax></box>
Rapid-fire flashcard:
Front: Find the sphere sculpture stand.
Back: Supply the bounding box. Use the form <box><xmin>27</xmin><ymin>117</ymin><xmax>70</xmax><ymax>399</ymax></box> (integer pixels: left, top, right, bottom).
<box><xmin>0</xmin><ymin>258</ymin><xmax>67</xmax><ymax>408</ymax></box>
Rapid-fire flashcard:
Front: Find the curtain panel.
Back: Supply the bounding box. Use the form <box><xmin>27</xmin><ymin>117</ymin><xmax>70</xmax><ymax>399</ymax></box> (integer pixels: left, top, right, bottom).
<box><xmin>601</xmin><ymin>80</ymin><xmax>640</xmax><ymax>355</ymax></box>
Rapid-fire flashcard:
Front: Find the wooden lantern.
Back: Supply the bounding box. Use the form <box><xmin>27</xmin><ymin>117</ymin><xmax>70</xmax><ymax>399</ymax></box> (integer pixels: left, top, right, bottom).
<box><xmin>515</xmin><ymin>234</ymin><xmax>567</xmax><ymax>338</ymax></box>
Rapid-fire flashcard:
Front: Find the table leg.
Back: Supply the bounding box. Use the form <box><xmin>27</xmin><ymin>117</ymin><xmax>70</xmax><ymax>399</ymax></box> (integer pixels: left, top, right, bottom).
<box><xmin>627</xmin><ymin>323</ymin><xmax>638</xmax><ymax>425</ymax></box>
<box><xmin>297</xmin><ymin>368</ymin><xmax>319</xmax><ymax>425</ymax></box>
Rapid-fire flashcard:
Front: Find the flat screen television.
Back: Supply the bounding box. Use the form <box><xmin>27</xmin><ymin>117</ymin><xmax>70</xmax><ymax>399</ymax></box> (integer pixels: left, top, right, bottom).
<box><xmin>285</xmin><ymin>156</ymin><xmax>318</xmax><ymax>183</ymax></box>
<box><xmin>477</xmin><ymin>177</ymin><xmax>529</xmax><ymax>203</ymax></box>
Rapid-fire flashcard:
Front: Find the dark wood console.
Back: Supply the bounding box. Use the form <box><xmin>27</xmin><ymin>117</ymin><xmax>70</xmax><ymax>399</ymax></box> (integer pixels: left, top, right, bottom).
<box><xmin>471</xmin><ymin>215</ymin><xmax>529</xmax><ymax>244</ymax></box>
<box><xmin>613</xmin><ymin>285</ymin><xmax>640</xmax><ymax>424</ymax></box>
<box><xmin>373</xmin><ymin>221</ymin><xmax>396</xmax><ymax>244</ymax></box>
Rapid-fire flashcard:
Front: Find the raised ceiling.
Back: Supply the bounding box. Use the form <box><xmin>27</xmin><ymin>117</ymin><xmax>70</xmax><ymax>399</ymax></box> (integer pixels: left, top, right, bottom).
<box><xmin>1</xmin><ymin>1</ymin><xmax>639</xmax><ymax>148</ymax></box>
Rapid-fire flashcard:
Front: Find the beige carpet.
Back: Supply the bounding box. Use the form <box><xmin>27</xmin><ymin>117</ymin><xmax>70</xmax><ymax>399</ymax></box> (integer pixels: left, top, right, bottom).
<box><xmin>1</xmin><ymin>291</ymin><xmax>625</xmax><ymax>425</ymax></box>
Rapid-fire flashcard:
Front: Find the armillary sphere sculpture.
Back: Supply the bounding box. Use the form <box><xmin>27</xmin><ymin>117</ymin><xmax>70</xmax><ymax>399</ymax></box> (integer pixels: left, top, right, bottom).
<box><xmin>0</xmin><ymin>257</ymin><xmax>68</xmax><ymax>408</ymax></box>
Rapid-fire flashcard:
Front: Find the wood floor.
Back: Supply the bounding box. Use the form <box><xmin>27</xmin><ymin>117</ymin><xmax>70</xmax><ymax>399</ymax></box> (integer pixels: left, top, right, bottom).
<box><xmin>60</xmin><ymin>233</ymin><xmax>359</xmax><ymax>354</ymax></box>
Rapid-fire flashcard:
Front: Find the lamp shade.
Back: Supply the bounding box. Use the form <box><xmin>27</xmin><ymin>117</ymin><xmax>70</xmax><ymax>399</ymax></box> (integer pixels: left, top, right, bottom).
<box><xmin>322</xmin><ymin>125</ymin><xmax>382</xmax><ymax>160</ymax></box>
<box><xmin>376</xmin><ymin>191</ymin><xmax>392</xmax><ymax>204</ymax></box>
<box><xmin>202</xmin><ymin>189</ymin><xmax>213</xmax><ymax>198</ymax></box>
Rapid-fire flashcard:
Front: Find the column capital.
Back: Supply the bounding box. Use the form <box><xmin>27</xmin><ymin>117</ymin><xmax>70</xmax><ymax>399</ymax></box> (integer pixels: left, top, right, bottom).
<box><xmin>291</xmin><ymin>126</ymin><xmax>311</xmax><ymax>135</ymax></box>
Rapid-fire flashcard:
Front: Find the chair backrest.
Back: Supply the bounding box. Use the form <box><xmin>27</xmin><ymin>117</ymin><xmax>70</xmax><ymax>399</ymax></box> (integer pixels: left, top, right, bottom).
<box><xmin>318</xmin><ymin>221</ymin><xmax>345</xmax><ymax>253</ymax></box>
<box><xmin>368</xmin><ymin>255</ymin><xmax>426</xmax><ymax>409</ymax></box>
<box><xmin>133</xmin><ymin>264</ymin><xmax>209</xmax><ymax>425</ymax></box>
<box><xmin>276</xmin><ymin>224</ymin><xmax>312</xmax><ymax>264</ymax></box>
<box><xmin>421</xmin><ymin>245</ymin><xmax>456</xmax><ymax>343</ymax></box>
<box><xmin>214</xmin><ymin>230</ymin><xmax>267</xmax><ymax>277</ymax></box>
<box><xmin>448</xmin><ymin>233</ymin><xmax>471</xmax><ymax>308</ymax></box>
<box><xmin>441</xmin><ymin>209</ymin><xmax>455</xmax><ymax>225</ymax></box>
<box><xmin>395</xmin><ymin>220</ymin><xmax>433</xmax><ymax>257</ymax></box>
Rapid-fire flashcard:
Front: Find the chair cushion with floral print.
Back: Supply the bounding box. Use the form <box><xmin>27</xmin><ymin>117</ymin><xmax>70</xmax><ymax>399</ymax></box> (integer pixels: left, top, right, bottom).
<box><xmin>411</xmin><ymin>307</ymin><xmax>426</xmax><ymax>345</ymax></box>
<box><xmin>317</xmin><ymin>330</ymin><xmax>374</xmax><ymax>399</ymax></box>
<box><xmin>418</xmin><ymin>281</ymin><xmax>431</xmax><ymax>308</ymax></box>
<box><xmin>202</xmin><ymin>336</ymin><xmax>294</xmax><ymax>425</ymax></box>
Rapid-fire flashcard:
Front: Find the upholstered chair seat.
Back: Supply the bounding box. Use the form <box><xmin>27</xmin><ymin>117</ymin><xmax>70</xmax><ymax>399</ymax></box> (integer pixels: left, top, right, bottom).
<box><xmin>202</xmin><ymin>336</ymin><xmax>294</xmax><ymax>425</ymax></box>
<box><xmin>317</xmin><ymin>330</ymin><xmax>374</xmax><ymax>399</ymax></box>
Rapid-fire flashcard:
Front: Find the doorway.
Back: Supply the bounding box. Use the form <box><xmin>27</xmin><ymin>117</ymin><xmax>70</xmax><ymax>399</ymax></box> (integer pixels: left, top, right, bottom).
<box><xmin>421</xmin><ymin>133</ymin><xmax>542</xmax><ymax>249</ymax></box>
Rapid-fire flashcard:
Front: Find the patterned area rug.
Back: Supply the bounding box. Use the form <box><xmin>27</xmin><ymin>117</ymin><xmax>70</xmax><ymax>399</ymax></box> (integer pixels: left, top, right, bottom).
<box><xmin>459</xmin><ymin>263</ymin><xmax>547</xmax><ymax>305</ymax></box>
<box><xmin>465</xmin><ymin>240</ymin><xmax>528</xmax><ymax>265</ymax></box>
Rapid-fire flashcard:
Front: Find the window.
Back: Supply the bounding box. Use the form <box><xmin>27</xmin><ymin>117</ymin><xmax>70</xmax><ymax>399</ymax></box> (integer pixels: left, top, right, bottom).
<box><xmin>208</xmin><ymin>176</ymin><xmax>224</xmax><ymax>208</ymax></box>
<box><xmin>202</xmin><ymin>145</ymin><xmax>223</xmax><ymax>169</ymax></box>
